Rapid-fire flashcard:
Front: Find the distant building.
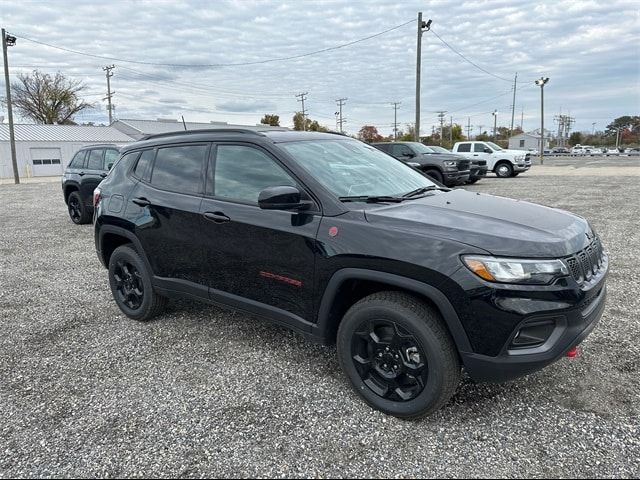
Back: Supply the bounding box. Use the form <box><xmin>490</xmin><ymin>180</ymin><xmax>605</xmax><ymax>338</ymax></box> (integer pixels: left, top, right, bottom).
<box><xmin>509</xmin><ymin>131</ymin><xmax>550</xmax><ymax>151</ymax></box>
<box><xmin>111</xmin><ymin>118</ymin><xmax>287</xmax><ymax>140</ymax></box>
<box><xmin>0</xmin><ymin>124</ymin><xmax>133</xmax><ymax>178</ymax></box>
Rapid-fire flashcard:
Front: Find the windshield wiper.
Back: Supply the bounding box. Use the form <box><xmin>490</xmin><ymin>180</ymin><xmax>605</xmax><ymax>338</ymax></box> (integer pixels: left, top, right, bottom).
<box><xmin>402</xmin><ymin>186</ymin><xmax>449</xmax><ymax>198</ymax></box>
<box><xmin>339</xmin><ymin>195</ymin><xmax>405</xmax><ymax>203</ymax></box>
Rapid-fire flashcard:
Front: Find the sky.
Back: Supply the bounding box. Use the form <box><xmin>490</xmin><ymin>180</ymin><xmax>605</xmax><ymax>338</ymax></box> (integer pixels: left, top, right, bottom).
<box><xmin>1</xmin><ymin>0</ymin><xmax>639</xmax><ymax>136</ymax></box>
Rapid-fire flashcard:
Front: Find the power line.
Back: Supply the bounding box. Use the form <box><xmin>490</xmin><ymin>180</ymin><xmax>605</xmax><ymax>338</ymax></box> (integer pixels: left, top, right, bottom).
<box><xmin>9</xmin><ymin>19</ymin><xmax>414</xmax><ymax>68</ymax></box>
<box><xmin>429</xmin><ymin>28</ymin><xmax>512</xmax><ymax>83</ymax></box>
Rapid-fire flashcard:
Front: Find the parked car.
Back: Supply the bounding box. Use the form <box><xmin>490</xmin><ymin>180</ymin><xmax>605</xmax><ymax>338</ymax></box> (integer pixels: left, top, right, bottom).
<box><xmin>623</xmin><ymin>148</ymin><xmax>640</xmax><ymax>156</ymax></box>
<box><xmin>552</xmin><ymin>147</ymin><xmax>570</xmax><ymax>155</ymax></box>
<box><xmin>94</xmin><ymin>129</ymin><xmax>608</xmax><ymax>418</ymax></box>
<box><xmin>372</xmin><ymin>142</ymin><xmax>470</xmax><ymax>186</ymax></box>
<box><xmin>62</xmin><ymin>144</ymin><xmax>121</xmax><ymax>224</ymax></box>
<box><xmin>605</xmin><ymin>147</ymin><xmax>620</xmax><ymax>156</ymax></box>
<box><xmin>570</xmin><ymin>146</ymin><xmax>585</xmax><ymax>155</ymax></box>
<box><xmin>425</xmin><ymin>145</ymin><xmax>487</xmax><ymax>184</ymax></box>
<box><xmin>451</xmin><ymin>141</ymin><xmax>531</xmax><ymax>178</ymax></box>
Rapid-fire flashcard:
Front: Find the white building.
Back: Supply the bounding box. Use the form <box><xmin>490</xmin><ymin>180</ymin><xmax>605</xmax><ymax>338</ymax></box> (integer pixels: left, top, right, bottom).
<box><xmin>0</xmin><ymin>124</ymin><xmax>133</xmax><ymax>178</ymax></box>
<box><xmin>112</xmin><ymin>118</ymin><xmax>287</xmax><ymax>140</ymax></box>
<box><xmin>509</xmin><ymin>131</ymin><xmax>550</xmax><ymax>151</ymax></box>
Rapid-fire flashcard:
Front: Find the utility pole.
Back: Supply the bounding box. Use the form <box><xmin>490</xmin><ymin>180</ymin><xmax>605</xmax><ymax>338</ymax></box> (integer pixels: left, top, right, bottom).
<box><xmin>295</xmin><ymin>92</ymin><xmax>308</xmax><ymax>131</ymax></box>
<box><xmin>478</xmin><ymin>124</ymin><xmax>484</xmax><ymax>138</ymax></box>
<box><xmin>466</xmin><ymin>117</ymin><xmax>472</xmax><ymax>139</ymax></box>
<box><xmin>391</xmin><ymin>102</ymin><xmax>401</xmax><ymax>141</ymax></box>
<box><xmin>492</xmin><ymin>110</ymin><xmax>498</xmax><ymax>141</ymax></box>
<box><xmin>449</xmin><ymin>116</ymin><xmax>453</xmax><ymax>145</ymax></box>
<box><xmin>521</xmin><ymin>107</ymin><xmax>524</xmax><ymax>131</ymax></box>
<box><xmin>103</xmin><ymin>65</ymin><xmax>115</xmax><ymax>125</ymax></box>
<box><xmin>415</xmin><ymin>13</ymin><xmax>432</xmax><ymax>142</ymax></box>
<box><xmin>535</xmin><ymin>77</ymin><xmax>549</xmax><ymax>165</ymax></box>
<box><xmin>510</xmin><ymin>72</ymin><xmax>517</xmax><ymax>138</ymax></box>
<box><xmin>437</xmin><ymin>111</ymin><xmax>446</xmax><ymax>146</ymax></box>
<box><xmin>2</xmin><ymin>29</ymin><xmax>19</xmax><ymax>184</ymax></box>
<box><xmin>335</xmin><ymin>98</ymin><xmax>347</xmax><ymax>134</ymax></box>
<box><xmin>592</xmin><ymin>122</ymin><xmax>596</xmax><ymax>135</ymax></box>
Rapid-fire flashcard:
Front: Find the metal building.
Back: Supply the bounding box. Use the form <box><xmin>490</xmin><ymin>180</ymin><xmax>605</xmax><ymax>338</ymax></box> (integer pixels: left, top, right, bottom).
<box><xmin>0</xmin><ymin>124</ymin><xmax>133</xmax><ymax>178</ymax></box>
<box><xmin>508</xmin><ymin>132</ymin><xmax>550</xmax><ymax>151</ymax></box>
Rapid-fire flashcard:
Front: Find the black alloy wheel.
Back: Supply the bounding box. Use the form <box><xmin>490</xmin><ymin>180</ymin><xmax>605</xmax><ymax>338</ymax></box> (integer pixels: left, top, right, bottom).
<box><xmin>67</xmin><ymin>191</ymin><xmax>90</xmax><ymax>224</ymax></box>
<box><xmin>351</xmin><ymin>319</ymin><xmax>428</xmax><ymax>401</ymax></box>
<box><xmin>113</xmin><ymin>260</ymin><xmax>145</xmax><ymax>310</ymax></box>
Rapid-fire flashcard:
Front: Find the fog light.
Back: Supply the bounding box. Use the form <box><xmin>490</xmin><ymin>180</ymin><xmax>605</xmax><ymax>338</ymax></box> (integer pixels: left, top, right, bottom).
<box><xmin>510</xmin><ymin>318</ymin><xmax>556</xmax><ymax>349</ymax></box>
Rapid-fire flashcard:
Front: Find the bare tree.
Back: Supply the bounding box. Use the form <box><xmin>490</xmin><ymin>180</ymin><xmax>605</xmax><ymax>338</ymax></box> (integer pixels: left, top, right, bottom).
<box><xmin>9</xmin><ymin>70</ymin><xmax>94</xmax><ymax>124</ymax></box>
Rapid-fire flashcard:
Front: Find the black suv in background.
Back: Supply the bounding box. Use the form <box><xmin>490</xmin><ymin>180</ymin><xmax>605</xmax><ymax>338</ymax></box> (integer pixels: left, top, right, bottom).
<box><xmin>62</xmin><ymin>145</ymin><xmax>120</xmax><ymax>224</ymax></box>
<box><xmin>426</xmin><ymin>145</ymin><xmax>487</xmax><ymax>184</ymax></box>
<box><xmin>372</xmin><ymin>142</ymin><xmax>470</xmax><ymax>186</ymax></box>
<box><xmin>94</xmin><ymin>129</ymin><xmax>608</xmax><ymax>418</ymax></box>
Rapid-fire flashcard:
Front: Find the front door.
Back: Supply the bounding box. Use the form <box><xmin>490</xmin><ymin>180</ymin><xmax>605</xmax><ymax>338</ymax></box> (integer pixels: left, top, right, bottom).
<box><xmin>199</xmin><ymin>143</ymin><xmax>320</xmax><ymax>320</ymax></box>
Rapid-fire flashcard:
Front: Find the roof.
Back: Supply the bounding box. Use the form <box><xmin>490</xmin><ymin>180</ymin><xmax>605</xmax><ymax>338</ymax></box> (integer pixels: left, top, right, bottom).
<box><xmin>114</xmin><ymin>118</ymin><xmax>288</xmax><ymax>135</ymax></box>
<box><xmin>0</xmin><ymin>124</ymin><xmax>134</xmax><ymax>143</ymax></box>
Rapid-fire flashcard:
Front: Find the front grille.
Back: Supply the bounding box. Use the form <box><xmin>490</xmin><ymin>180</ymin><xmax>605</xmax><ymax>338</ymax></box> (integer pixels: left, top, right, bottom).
<box><xmin>565</xmin><ymin>237</ymin><xmax>605</xmax><ymax>283</ymax></box>
<box><xmin>457</xmin><ymin>160</ymin><xmax>470</xmax><ymax>170</ymax></box>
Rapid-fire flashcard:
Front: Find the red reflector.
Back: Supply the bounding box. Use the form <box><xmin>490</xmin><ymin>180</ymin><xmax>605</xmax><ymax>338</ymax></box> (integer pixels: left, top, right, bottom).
<box><xmin>93</xmin><ymin>189</ymin><xmax>102</xmax><ymax>207</ymax></box>
<box><xmin>565</xmin><ymin>346</ymin><xmax>578</xmax><ymax>358</ymax></box>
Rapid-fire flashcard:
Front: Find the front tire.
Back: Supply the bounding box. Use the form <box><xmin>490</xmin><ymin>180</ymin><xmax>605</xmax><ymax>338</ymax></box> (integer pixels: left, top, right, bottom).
<box><xmin>108</xmin><ymin>244</ymin><xmax>167</xmax><ymax>321</ymax></box>
<box><xmin>495</xmin><ymin>162</ymin><xmax>514</xmax><ymax>178</ymax></box>
<box><xmin>424</xmin><ymin>169</ymin><xmax>444</xmax><ymax>184</ymax></box>
<box><xmin>337</xmin><ymin>292</ymin><xmax>461</xmax><ymax>419</ymax></box>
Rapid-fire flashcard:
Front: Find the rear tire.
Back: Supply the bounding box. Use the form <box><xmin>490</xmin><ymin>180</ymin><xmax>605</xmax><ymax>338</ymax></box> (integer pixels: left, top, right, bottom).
<box><xmin>337</xmin><ymin>291</ymin><xmax>461</xmax><ymax>419</ymax></box>
<box><xmin>67</xmin><ymin>191</ymin><xmax>91</xmax><ymax>224</ymax></box>
<box><xmin>108</xmin><ymin>244</ymin><xmax>167</xmax><ymax>321</ymax></box>
<box><xmin>494</xmin><ymin>162</ymin><xmax>514</xmax><ymax>178</ymax></box>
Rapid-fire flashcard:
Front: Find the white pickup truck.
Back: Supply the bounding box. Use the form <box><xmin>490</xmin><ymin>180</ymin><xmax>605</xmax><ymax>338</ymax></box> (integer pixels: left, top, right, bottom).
<box><xmin>451</xmin><ymin>141</ymin><xmax>531</xmax><ymax>178</ymax></box>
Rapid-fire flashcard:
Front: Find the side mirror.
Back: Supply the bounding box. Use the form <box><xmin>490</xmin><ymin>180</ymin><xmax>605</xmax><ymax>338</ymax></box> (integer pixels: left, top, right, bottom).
<box><xmin>484</xmin><ymin>148</ymin><xmax>493</xmax><ymax>154</ymax></box>
<box><xmin>258</xmin><ymin>186</ymin><xmax>311</xmax><ymax>211</ymax></box>
<box><xmin>406</xmin><ymin>151</ymin><xmax>416</xmax><ymax>158</ymax></box>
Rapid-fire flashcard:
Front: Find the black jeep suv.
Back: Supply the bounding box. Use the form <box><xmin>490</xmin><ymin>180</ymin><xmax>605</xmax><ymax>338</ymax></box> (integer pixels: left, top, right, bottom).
<box><xmin>372</xmin><ymin>141</ymin><xmax>470</xmax><ymax>186</ymax></box>
<box><xmin>62</xmin><ymin>144</ymin><xmax>120</xmax><ymax>224</ymax></box>
<box><xmin>94</xmin><ymin>129</ymin><xmax>608</xmax><ymax>418</ymax></box>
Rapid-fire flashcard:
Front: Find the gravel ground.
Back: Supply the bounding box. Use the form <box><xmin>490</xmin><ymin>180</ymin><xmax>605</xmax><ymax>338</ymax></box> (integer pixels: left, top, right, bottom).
<box><xmin>0</xmin><ymin>172</ymin><xmax>639</xmax><ymax>478</ymax></box>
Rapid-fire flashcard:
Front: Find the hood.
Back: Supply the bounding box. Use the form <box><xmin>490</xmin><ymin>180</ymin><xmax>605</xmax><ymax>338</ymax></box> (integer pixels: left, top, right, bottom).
<box><xmin>364</xmin><ymin>189</ymin><xmax>590</xmax><ymax>257</ymax></box>
<box><xmin>416</xmin><ymin>153</ymin><xmax>468</xmax><ymax>163</ymax></box>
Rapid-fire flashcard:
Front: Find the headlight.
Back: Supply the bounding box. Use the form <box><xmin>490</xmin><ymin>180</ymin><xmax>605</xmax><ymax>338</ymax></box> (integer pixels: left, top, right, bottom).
<box><xmin>444</xmin><ymin>160</ymin><xmax>458</xmax><ymax>171</ymax></box>
<box><xmin>463</xmin><ymin>255</ymin><xmax>569</xmax><ymax>285</ymax></box>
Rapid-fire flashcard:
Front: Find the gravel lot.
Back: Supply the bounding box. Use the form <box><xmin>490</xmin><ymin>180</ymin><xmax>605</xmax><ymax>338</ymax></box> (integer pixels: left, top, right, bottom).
<box><xmin>1</xmin><ymin>169</ymin><xmax>639</xmax><ymax>478</ymax></box>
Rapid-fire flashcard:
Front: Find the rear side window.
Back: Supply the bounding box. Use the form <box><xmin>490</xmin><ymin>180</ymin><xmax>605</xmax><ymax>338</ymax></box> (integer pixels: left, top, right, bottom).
<box><xmin>69</xmin><ymin>150</ymin><xmax>86</xmax><ymax>168</ymax></box>
<box><xmin>133</xmin><ymin>149</ymin><xmax>155</xmax><ymax>180</ymax></box>
<box><xmin>87</xmin><ymin>149</ymin><xmax>105</xmax><ymax>170</ymax></box>
<box><xmin>104</xmin><ymin>149</ymin><xmax>119</xmax><ymax>170</ymax></box>
<box><xmin>474</xmin><ymin>143</ymin><xmax>487</xmax><ymax>153</ymax></box>
<box><xmin>150</xmin><ymin>145</ymin><xmax>208</xmax><ymax>195</ymax></box>
<box><xmin>212</xmin><ymin>145</ymin><xmax>296</xmax><ymax>203</ymax></box>
<box><xmin>457</xmin><ymin>143</ymin><xmax>471</xmax><ymax>153</ymax></box>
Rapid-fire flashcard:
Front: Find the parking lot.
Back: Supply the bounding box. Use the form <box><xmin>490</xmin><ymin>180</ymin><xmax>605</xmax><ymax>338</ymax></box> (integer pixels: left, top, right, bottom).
<box><xmin>1</xmin><ymin>164</ymin><xmax>639</xmax><ymax>477</ymax></box>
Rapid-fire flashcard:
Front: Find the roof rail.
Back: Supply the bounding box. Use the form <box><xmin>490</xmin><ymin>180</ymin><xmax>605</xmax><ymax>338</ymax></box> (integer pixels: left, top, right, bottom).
<box><xmin>141</xmin><ymin>128</ymin><xmax>267</xmax><ymax>141</ymax></box>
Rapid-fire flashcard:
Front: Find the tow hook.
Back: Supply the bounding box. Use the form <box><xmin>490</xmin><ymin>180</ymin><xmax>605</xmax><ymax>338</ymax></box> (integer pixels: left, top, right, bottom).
<box><xmin>565</xmin><ymin>346</ymin><xmax>579</xmax><ymax>358</ymax></box>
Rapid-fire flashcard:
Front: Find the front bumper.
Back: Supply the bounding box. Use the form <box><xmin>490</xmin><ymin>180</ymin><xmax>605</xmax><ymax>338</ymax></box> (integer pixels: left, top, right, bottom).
<box><xmin>461</xmin><ymin>283</ymin><xmax>606</xmax><ymax>382</ymax></box>
<box><xmin>444</xmin><ymin>170</ymin><xmax>471</xmax><ymax>186</ymax></box>
<box><xmin>469</xmin><ymin>166</ymin><xmax>488</xmax><ymax>179</ymax></box>
<box><xmin>514</xmin><ymin>162</ymin><xmax>531</xmax><ymax>172</ymax></box>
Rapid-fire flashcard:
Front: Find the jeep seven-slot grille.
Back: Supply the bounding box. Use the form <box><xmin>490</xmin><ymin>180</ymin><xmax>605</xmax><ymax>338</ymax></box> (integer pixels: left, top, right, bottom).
<box><xmin>565</xmin><ymin>237</ymin><xmax>605</xmax><ymax>283</ymax></box>
<box><xmin>457</xmin><ymin>159</ymin><xmax>470</xmax><ymax>171</ymax></box>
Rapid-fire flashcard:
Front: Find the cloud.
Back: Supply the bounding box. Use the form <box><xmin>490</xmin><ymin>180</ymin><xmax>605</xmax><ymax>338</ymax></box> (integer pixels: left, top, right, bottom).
<box><xmin>3</xmin><ymin>0</ymin><xmax>638</xmax><ymax>133</ymax></box>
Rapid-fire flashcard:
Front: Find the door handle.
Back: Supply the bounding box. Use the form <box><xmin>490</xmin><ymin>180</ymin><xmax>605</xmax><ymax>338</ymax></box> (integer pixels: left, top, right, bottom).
<box><xmin>473</xmin><ymin>154</ymin><xmax>479</xmax><ymax>156</ymax></box>
<box><xmin>79</xmin><ymin>172</ymin><xmax>86</xmax><ymax>176</ymax></box>
<box><xmin>203</xmin><ymin>211</ymin><xmax>230</xmax><ymax>223</ymax></box>
<box><xmin>100</xmin><ymin>173</ymin><xmax>108</xmax><ymax>178</ymax></box>
<box><xmin>132</xmin><ymin>197</ymin><xmax>151</xmax><ymax>207</ymax></box>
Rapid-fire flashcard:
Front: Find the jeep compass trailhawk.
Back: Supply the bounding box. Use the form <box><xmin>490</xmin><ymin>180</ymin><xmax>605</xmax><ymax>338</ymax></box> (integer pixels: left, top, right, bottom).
<box><xmin>94</xmin><ymin>129</ymin><xmax>608</xmax><ymax>418</ymax></box>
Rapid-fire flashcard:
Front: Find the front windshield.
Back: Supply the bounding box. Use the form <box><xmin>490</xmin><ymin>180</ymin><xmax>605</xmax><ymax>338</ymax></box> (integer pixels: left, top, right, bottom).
<box><xmin>486</xmin><ymin>141</ymin><xmax>504</xmax><ymax>151</ymax></box>
<box><xmin>408</xmin><ymin>143</ymin><xmax>435</xmax><ymax>154</ymax></box>
<box><xmin>281</xmin><ymin>139</ymin><xmax>436</xmax><ymax>198</ymax></box>
<box><xmin>427</xmin><ymin>146</ymin><xmax>450</xmax><ymax>154</ymax></box>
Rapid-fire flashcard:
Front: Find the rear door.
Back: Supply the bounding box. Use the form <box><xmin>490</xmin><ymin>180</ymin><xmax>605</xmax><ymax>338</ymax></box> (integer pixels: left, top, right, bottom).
<box><xmin>128</xmin><ymin>143</ymin><xmax>209</xmax><ymax>283</ymax></box>
<box><xmin>199</xmin><ymin>142</ymin><xmax>320</xmax><ymax>320</ymax></box>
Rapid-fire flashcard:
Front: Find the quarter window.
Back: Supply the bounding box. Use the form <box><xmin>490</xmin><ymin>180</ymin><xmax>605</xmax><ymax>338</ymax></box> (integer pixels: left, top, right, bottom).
<box><xmin>457</xmin><ymin>143</ymin><xmax>471</xmax><ymax>153</ymax></box>
<box><xmin>151</xmin><ymin>145</ymin><xmax>208</xmax><ymax>195</ymax></box>
<box><xmin>133</xmin><ymin>149</ymin><xmax>155</xmax><ymax>180</ymax></box>
<box><xmin>104</xmin><ymin>149</ymin><xmax>119</xmax><ymax>170</ymax></box>
<box><xmin>212</xmin><ymin>145</ymin><xmax>296</xmax><ymax>203</ymax></box>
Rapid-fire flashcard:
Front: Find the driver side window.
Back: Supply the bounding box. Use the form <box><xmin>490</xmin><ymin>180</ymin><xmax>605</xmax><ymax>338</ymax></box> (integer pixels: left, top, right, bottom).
<box><xmin>210</xmin><ymin>145</ymin><xmax>296</xmax><ymax>204</ymax></box>
<box><xmin>474</xmin><ymin>143</ymin><xmax>488</xmax><ymax>153</ymax></box>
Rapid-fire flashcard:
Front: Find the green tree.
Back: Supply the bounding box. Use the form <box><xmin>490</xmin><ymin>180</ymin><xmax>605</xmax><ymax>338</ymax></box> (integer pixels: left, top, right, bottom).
<box><xmin>8</xmin><ymin>70</ymin><xmax>93</xmax><ymax>124</ymax></box>
<box><xmin>358</xmin><ymin>125</ymin><xmax>382</xmax><ymax>143</ymax></box>
<box><xmin>292</xmin><ymin>112</ymin><xmax>328</xmax><ymax>132</ymax></box>
<box><xmin>569</xmin><ymin>132</ymin><xmax>583</xmax><ymax>146</ymax></box>
<box><xmin>605</xmin><ymin>116</ymin><xmax>640</xmax><ymax>145</ymax></box>
<box><xmin>260</xmin><ymin>114</ymin><xmax>280</xmax><ymax>126</ymax></box>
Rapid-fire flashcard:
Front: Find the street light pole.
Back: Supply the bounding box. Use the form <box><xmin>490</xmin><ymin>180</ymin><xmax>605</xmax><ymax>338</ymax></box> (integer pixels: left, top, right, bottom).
<box><xmin>415</xmin><ymin>13</ymin><xmax>431</xmax><ymax>142</ymax></box>
<box><xmin>535</xmin><ymin>77</ymin><xmax>549</xmax><ymax>165</ymax></box>
<box><xmin>2</xmin><ymin>28</ymin><xmax>19</xmax><ymax>184</ymax></box>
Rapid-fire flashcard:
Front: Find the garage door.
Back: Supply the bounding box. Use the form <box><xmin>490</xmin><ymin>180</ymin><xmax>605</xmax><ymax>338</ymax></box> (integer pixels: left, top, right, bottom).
<box><xmin>30</xmin><ymin>148</ymin><xmax>62</xmax><ymax>176</ymax></box>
